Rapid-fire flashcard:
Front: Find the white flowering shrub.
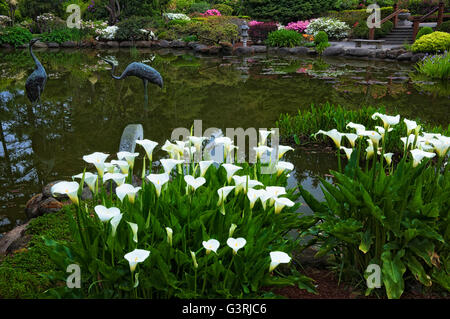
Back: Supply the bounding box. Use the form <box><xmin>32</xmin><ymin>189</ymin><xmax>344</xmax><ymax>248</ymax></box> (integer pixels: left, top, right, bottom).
<box><xmin>98</xmin><ymin>25</ymin><xmax>119</xmax><ymax>40</ymax></box>
<box><xmin>305</xmin><ymin>18</ymin><xmax>350</xmax><ymax>40</ymax></box>
<box><xmin>163</xmin><ymin>13</ymin><xmax>191</xmax><ymax>21</ymax></box>
<box><xmin>0</xmin><ymin>15</ymin><xmax>12</xmax><ymax>27</ymax></box>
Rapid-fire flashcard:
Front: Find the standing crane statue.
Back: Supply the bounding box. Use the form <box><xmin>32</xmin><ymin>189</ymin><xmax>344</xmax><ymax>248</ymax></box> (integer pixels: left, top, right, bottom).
<box><xmin>103</xmin><ymin>59</ymin><xmax>164</xmax><ymax>104</ymax></box>
<box><xmin>25</xmin><ymin>38</ymin><xmax>47</xmax><ymax>105</ymax></box>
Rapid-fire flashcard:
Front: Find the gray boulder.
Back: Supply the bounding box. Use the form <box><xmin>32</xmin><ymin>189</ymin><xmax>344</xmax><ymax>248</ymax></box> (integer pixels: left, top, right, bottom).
<box><xmin>61</xmin><ymin>41</ymin><xmax>77</xmax><ymax>48</ymax></box>
<box><xmin>322</xmin><ymin>46</ymin><xmax>344</xmax><ymax>56</ymax></box>
<box><xmin>107</xmin><ymin>41</ymin><xmax>120</xmax><ymax>48</ymax></box>
<box><xmin>397</xmin><ymin>52</ymin><xmax>413</xmax><ymax>61</ymax></box>
<box><xmin>252</xmin><ymin>45</ymin><xmax>267</xmax><ymax>53</ymax></box>
<box><xmin>346</xmin><ymin>48</ymin><xmax>370</xmax><ymax>57</ymax></box>
<box><xmin>411</xmin><ymin>53</ymin><xmax>426</xmax><ymax>63</ymax></box>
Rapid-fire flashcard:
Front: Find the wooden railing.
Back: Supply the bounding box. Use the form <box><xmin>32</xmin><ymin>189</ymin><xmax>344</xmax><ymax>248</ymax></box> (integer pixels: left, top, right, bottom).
<box><xmin>411</xmin><ymin>1</ymin><xmax>445</xmax><ymax>41</ymax></box>
<box><xmin>369</xmin><ymin>3</ymin><xmax>402</xmax><ymax>40</ymax></box>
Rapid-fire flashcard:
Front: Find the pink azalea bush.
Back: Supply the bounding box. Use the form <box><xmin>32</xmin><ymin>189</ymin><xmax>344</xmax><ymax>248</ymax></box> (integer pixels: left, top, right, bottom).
<box><xmin>249</xmin><ymin>20</ymin><xmax>264</xmax><ymax>27</ymax></box>
<box><xmin>285</xmin><ymin>20</ymin><xmax>310</xmax><ymax>33</ymax></box>
<box><xmin>201</xmin><ymin>9</ymin><xmax>221</xmax><ymax>16</ymax></box>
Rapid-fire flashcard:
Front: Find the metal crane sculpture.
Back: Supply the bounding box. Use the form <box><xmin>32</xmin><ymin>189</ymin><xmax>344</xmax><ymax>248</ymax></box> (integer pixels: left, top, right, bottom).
<box><xmin>25</xmin><ymin>38</ymin><xmax>47</xmax><ymax>105</ymax></box>
<box><xmin>103</xmin><ymin>58</ymin><xmax>164</xmax><ymax>104</ymax></box>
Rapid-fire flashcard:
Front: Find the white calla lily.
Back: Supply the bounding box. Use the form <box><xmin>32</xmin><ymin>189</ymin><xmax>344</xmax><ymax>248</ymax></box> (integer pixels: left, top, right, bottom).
<box><xmin>265</xmin><ymin>186</ymin><xmax>287</xmax><ymax>206</ymax></box>
<box><xmin>110</xmin><ymin>213</ymin><xmax>123</xmax><ymax>237</ymax></box>
<box><xmin>161</xmin><ymin>158</ymin><xmax>184</xmax><ymax>174</ymax></box>
<box><xmin>232</xmin><ymin>175</ymin><xmax>263</xmax><ymax>194</ymax></box>
<box><xmin>202</xmin><ymin>239</ymin><xmax>220</xmax><ymax>255</ymax></box>
<box><xmin>117</xmin><ymin>151</ymin><xmax>139</xmax><ymax>169</ymax></box>
<box><xmin>222</xmin><ymin>164</ymin><xmax>243</xmax><ymax>183</ymax></box>
<box><xmin>269</xmin><ymin>251</ymin><xmax>291</xmax><ymax>272</ymax></box>
<box><xmin>346</xmin><ymin>122</ymin><xmax>366</xmax><ymax>135</ymax></box>
<box><xmin>127</xmin><ymin>222</ymin><xmax>139</xmax><ymax>243</ymax></box>
<box><xmin>276</xmin><ymin>145</ymin><xmax>294</xmax><ymax>159</ymax></box>
<box><xmin>199</xmin><ymin>160</ymin><xmax>215</xmax><ymax>177</ymax></box>
<box><xmin>136</xmin><ymin>139</ymin><xmax>158</xmax><ymax>160</ymax></box>
<box><xmin>227</xmin><ymin>237</ymin><xmax>246</xmax><ymax>255</ymax></box>
<box><xmin>147</xmin><ymin>173</ymin><xmax>170</xmax><ymax>197</ymax></box>
<box><xmin>253</xmin><ymin>146</ymin><xmax>273</xmax><ymax>160</ymax></box>
<box><xmin>124</xmin><ymin>249</ymin><xmax>150</xmax><ymax>272</ymax></box>
<box><xmin>316</xmin><ymin>129</ymin><xmax>343</xmax><ymax>149</ymax></box>
<box><xmin>161</xmin><ymin>140</ymin><xmax>184</xmax><ymax>159</ymax></box>
<box><xmin>111</xmin><ymin>160</ymin><xmax>130</xmax><ymax>175</ymax></box>
<box><xmin>344</xmin><ymin>133</ymin><xmax>358</xmax><ymax>148</ymax></box>
<box><xmin>410</xmin><ymin>149</ymin><xmax>436</xmax><ymax>167</ymax></box>
<box><xmin>274</xmin><ymin>197</ymin><xmax>295</xmax><ymax>214</ymax></box>
<box><xmin>429</xmin><ymin>138</ymin><xmax>450</xmax><ymax>158</ymax></box>
<box><xmin>73</xmin><ymin>172</ymin><xmax>98</xmax><ymax>193</ymax></box>
<box><xmin>190</xmin><ymin>251</ymin><xmax>198</xmax><ymax>269</ymax></box>
<box><xmin>116</xmin><ymin>183</ymin><xmax>141</xmax><ymax>203</ymax></box>
<box><xmin>184</xmin><ymin>175</ymin><xmax>206</xmax><ymax>191</ymax></box>
<box><xmin>259</xmin><ymin>129</ymin><xmax>275</xmax><ymax>146</ymax></box>
<box><xmin>247</xmin><ymin>188</ymin><xmax>261</xmax><ymax>209</ymax></box>
<box><xmin>384</xmin><ymin>153</ymin><xmax>394</xmax><ymax>166</ymax></box>
<box><xmin>83</xmin><ymin>152</ymin><xmax>109</xmax><ymax>178</ymax></box>
<box><xmin>103</xmin><ymin>172</ymin><xmax>127</xmax><ymax>186</ymax></box>
<box><xmin>51</xmin><ymin>181</ymin><xmax>80</xmax><ymax>205</ymax></box>
<box><xmin>217</xmin><ymin>186</ymin><xmax>235</xmax><ymax>206</ymax></box>
<box><xmin>361</xmin><ymin>130</ymin><xmax>382</xmax><ymax>146</ymax></box>
<box><xmin>340</xmin><ymin>146</ymin><xmax>354</xmax><ymax>160</ymax></box>
<box><xmin>404</xmin><ymin>119</ymin><xmax>417</xmax><ymax>135</ymax></box>
<box><xmin>229</xmin><ymin>224</ymin><xmax>237</xmax><ymax>237</ymax></box>
<box><xmin>94</xmin><ymin>205</ymin><xmax>121</xmax><ymax>223</ymax></box>
<box><xmin>166</xmin><ymin>227</ymin><xmax>173</xmax><ymax>246</ymax></box>
<box><xmin>372</xmin><ymin>112</ymin><xmax>400</xmax><ymax>129</ymax></box>
<box><xmin>275</xmin><ymin>161</ymin><xmax>294</xmax><ymax>176</ymax></box>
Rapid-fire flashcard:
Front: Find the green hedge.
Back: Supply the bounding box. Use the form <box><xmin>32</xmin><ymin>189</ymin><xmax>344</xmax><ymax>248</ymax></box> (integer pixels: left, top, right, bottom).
<box><xmin>266</xmin><ymin>29</ymin><xmax>303</xmax><ymax>48</ymax></box>
<box><xmin>412</xmin><ymin>31</ymin><xmax>450</xmax><ymax>53</ymax></box>
<box><xmin>437</xmin><ymin>20</ymin><xmax>450</xmax><ymax>33</ymax></box>
<box><xmin>326</xmin><ymin>7</ymin><xmax>395</xmax><ymax>26</ymax></box>
<box><xmin>0</xmin><ymin>26</ymin><xmax>32</xmax><ymax>47</ymax></box>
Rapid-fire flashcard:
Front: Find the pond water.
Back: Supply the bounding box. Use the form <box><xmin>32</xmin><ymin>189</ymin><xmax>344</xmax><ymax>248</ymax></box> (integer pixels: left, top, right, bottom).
<box><xmin>0</xmin><ymin>48</ymin><xmax>449</xmax><ymax>233</ymax></box>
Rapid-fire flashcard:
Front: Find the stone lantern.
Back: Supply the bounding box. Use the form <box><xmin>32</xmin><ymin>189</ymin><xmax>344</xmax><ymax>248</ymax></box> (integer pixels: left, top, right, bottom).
<box><xmin>241</xmin><ymin>23</ymin><xmax>249</xmax><ymax>47</ymax></box>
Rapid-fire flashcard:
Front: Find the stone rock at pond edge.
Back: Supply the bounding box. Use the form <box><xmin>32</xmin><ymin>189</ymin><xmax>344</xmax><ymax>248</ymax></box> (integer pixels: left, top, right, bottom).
<box><xmin>34</xmin><ymin>41</ymin><xmax>48</xmax><ymax>49</ymax></box>
<box><xmin>46</xmin><ymin>42</ymin><xmax>60</xmax><ymax>48</ymax></box>
<box><xmin>61</xmin><ymin>41</ymin><xmax>77</xmax><ymax>48</ymax></box>
<box><xmin>252</xmin><ymin>45</ymin><xmax>267</xmax><ymax>53</ymax></box>
<box><xmin>0</xmin><ymin>217</ymin><xmax>11</xmax><ymax>227</ymax></box>
<box><xmin>289</xmin><ymin>47</ymin><xmax>309</xmax><ymax>55</ymax></box>
<box><xmin>170</xmin><ymin>40</ymin><xmax>187</xmax><ymax>48</ymax></box>
<box><xmin>96</xmin><ymin>42</ymin><xmax>109</xmax><ymax>49</ymax></box>
<box><xmin>38</xmin><ymin>198</ymin><xmax>64</xmax><ymax>216</ymax></box>
<box><xmin>120</xmin><ymin>41</ymin><xmax>133</xmax><ymax>47</ymax></box>
<box><xmin>0</xmin><ymin>221</ymin><xmax>30</xmax><ymax>255</ymax></box>
<box><xmin>411</xmin><ymin>53</ymin><xmax>426</xmax><ymax>63</ymax></box>
<box><xmin>43</xmin><ymin>181</ymin><xmax>69</xmax><ymax>200</ymax></box>
<box><xmin>25</xmin><ymin>194</ymin><xmax>44</xmax><ymax>219</ymax></box>
<box><xmin>135</xmin><ymin>41</ymin><xmax>152</xmax><ymax>48</ymax></box>
<box><xmin>322</xmin><ymin>46</ymin><xmax>344</xmax><ymax>56</ymax></box>
<box><xmin>386</xmin><ymin>49</ymin><xmax>406</xmax><ymax>59</ymax></box>
<box><xmin>208</xmin><ymin>46</ymin><xmax>221</xmax><ymax>55</ymax></box>
<box><xmin>6</xmin><ymin>234</ymin><xmax>31</xmax><ymax>254</ymax></box>
<box><xmin>397</xmin><ymin>52</ymin><xmax>413</xmax><ymax>61</ymax></box>
<box><xmin>346</xmin><ymin>48</ymin><xmax>370</xmax><ymax>57</ymax></box>
<box><xmin>234</xmin><ymin>46</ymin><xmax>255</xmax><ymax>55</ymax></box>
<box><xmin>159</xmin><ymin>40</ymin><xmax>171</xmax><ymax>48</ymax></box>
<box><xmin>107</xmin><ymin>41</ymin><xmax>120</xmax><ymax>48</ymax></box>
<box><xmin>278</xmin><ymin>47</ymin><xmax>291</xmax><ymax>55</ymax></box>
<box><xmin>375</xmin><ymin>50</ymin><xmax>387</xmax><ymax>59</ymax></box>
<box><xmin>193</xmin><ymin>44</ymin><xmax>210</xmax><ymax>53</ymax></box>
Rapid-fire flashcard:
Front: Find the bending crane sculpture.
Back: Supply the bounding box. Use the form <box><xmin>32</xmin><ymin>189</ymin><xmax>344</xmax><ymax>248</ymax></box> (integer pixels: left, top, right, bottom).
<box><xmin>103</xmin><ymin>59</ymin><xmax>163</xmax><ymax>103</ymax></box>
<box><xmin>25</xmin><ymin>38</ymin><xmax>47</xmax><ymax>105</ymax></box>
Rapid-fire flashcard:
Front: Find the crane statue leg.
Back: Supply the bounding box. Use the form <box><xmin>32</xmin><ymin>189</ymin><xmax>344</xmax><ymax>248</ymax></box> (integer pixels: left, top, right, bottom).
<box><xmin>143</xmin><ymin>79</ymin><xmax>149</xmax><ymax>106</ymax></box>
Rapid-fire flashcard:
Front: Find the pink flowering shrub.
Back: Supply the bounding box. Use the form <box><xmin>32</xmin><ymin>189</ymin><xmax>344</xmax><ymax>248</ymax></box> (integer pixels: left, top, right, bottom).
<box><xmin>249</xmin><ymin>20</ymin><xmax>264</xmax><ymax>27</ymax></box>
<box><xmin>285</xmin><ymin>20</ymin><xmax>310</xmax><ymax>33</ymax></box>
<box><xmin>201</xmin><ymin>9</ymin><xmax>221</xmax><ymax>17</ymax></box>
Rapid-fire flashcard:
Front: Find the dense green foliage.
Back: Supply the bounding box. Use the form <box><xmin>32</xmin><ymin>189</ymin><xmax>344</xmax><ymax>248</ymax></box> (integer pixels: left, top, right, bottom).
<box><xmin>351</xmin><ymin>20</ymin><xmax>393</xmax><ymax>39</ymax></box>
<box><xmin>172</xmin><ymin>16</ymin><xmax>238</xmax><ymax>44</ymax></box>
<box><xmin>404</xmin><ymin>0</ymin><xmax>450</xmax><ymax>15</ymax></box>
<box><xmin>115</xmin><ymin>16</ymin><xmax>153</xmax><ymax>41</ymax></box>
<box><xmin>0</xmin><ymin>211</ymin><xmax>71</xmax><ymax>298</ymax></box>
<box><xmin>415</xmin><ymin>52</ymin><xmax>450</xmax><ymax>80</ymax></box>
<box><xmin>18</xmin><ymin>0</ymin><xmax>64</xmax><ymax>20</ymax></box>
<box><xmin>40</xmin><ymin>27</ymin><xmax>84</xmax><ymax>43</ymax></box>
<box><xmin>266</xmin><ymin>29</ymin><xmax>303</xmax><ymax>48</ymax></box>
<box><xmin>314</xmin><ymin>31</ymin><xmax>330</xmax><ymax>54</ymax></box>
<box><xmin>213</xmin><ymin>3</ymin><xmax>233</xmax><ymax>16</ymax></box>
<box><xmin>188</xmin><ymin>1</ymin><xmax>211</xmax><ymax>14</ymax></box>
<box><xmin>417</xmin><ymin>27</ymin><xmax>434</xmax><ymax>40</ymax></box>
<box><xmin>437</xmin><ymin>20</ymin><xmax>450</xmax><ymax>33</ymax></box>
<box><xmin>0</xmin><ymin>26</ymin><xmax>32</xmax><ymax>47</ymax></box>
<box><xmin>412</xmin><ymin>31</ymin><xmax>450</xmax><ymax>53</ymax></box>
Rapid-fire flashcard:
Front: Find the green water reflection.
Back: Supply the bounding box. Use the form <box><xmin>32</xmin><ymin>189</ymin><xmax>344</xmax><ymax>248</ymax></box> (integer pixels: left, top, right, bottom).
<box><xmin>0</xmin><ymin>49</ymin><xmax>448</xmax><ymax>232</ymax></box>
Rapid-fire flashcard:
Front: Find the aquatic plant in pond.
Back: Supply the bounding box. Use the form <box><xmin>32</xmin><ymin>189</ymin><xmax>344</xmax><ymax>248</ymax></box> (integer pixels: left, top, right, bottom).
<box><xmin>300</xmin><ymin>112</ymin><xmax>449</xmax><ymax>299</ymax></box>
<box><xmin>41</xmin><ymin>133</ymin><xmax>316</xmax><ymax>298</ymax></box>
<box><xmin>415</xmin><ymin>52</ymin><xmax>450</xmax><ymax>80</ymax></box>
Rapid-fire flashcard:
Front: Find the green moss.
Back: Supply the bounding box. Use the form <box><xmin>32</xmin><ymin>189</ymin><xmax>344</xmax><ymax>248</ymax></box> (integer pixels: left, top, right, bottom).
<box><xmin>0</xmin><ymin>210</ymin><xmax>72</xmax><ymax>298</ymax></box>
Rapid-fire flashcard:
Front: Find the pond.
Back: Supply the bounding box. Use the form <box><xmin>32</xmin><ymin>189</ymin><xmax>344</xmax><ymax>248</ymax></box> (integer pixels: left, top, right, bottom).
<box><xmin>0</xmin><ymin>48</ymin><xmax>449</xmax><ymax>233</ymax></box>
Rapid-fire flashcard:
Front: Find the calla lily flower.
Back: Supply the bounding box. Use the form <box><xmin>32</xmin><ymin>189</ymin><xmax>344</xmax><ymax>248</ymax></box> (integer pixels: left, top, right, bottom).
<box><xmin>247</xmin><ymin>188</ymin><xmax>261</xmax><ymax>209</ymax></box>
<box><xmin>110</xmin><ymin>214</ymin><xmax>123</xmax><ymax>237</ymax></box>
<box><xmin>384</xmin><ymin>153</ymin><xmax>394</xmax><ymax>166</ymax></box>
<box><xmin>227</xmin><ymin>237</ymin><xmax>246</xmax><ymax>255</ymax></box>
<box><xmin>316</xmin><ymin>129</ymin><xmax>343</xmax><ymax>149</ymax></box>
<box><xmin>366</xmin><ymin>144</ymin><xmax>374</xmax><ymax>160</ymax></box>
<box><xmin>103</xmin><ymin>162</ymin><xmax>118</xmax><ymax>174</ymax></box>
<box><xmin>147</xmin><ymin>173</ymin><xmax>170</xmax><ymax>197</ymax></box>
<box><xmin>215</xmin><ymin>136</ymin><xmax>237</xmax><ymax>160</ymax></box>
<box><xmin>410</xmin><ymin>149</ymin><xmax>436</xmax><ymax>167</ymax></box>
<box><xmin>127</xmin><ymin>222</ymin><xmax>139</xmax><ymax>243</ymax></box>
<box><xmin>117</xmin><ymin>151</ymin><xmax>139</xmax><ymax>170</ymax></box>
<box><xmin>344</xmin><ymin>133</ymin><xmax>358</xmax><ymax>148</ymax></box>
<box><xmin>217</xmin><ymin>186</ymin><xmax>235</xmax><ymax>206</ymax></box>
<box><xmin>51</xmin><ymin>181</ymin><xmax>80</xmax><ymax>205</ymax></box>
<box><xmin>94</xmin><ymin>205</ymin><xmax>121</xmax><ymax>223</ymax></box>
<box><xmin>276</xmin><ymin>145</ymin><xmax>294</xmax><ymax>159</ymax></box>
<box><xmin>111</xmin><ymin>160</ymin><xmax>130</xmax><ymax>175</ymax></box>
<box><xmin>266</xmin><ymin>186</ymin><xmax>287</xmax><ymax>206</ymax></box>
<box><xmin>162</xmin><ymin>140</ymin><xmax>184</xmax><ymax>159</ymax></box>
<box><xmin>136</xmin><ymin>139</ymin><xmax>158</xmax><ymax>160</ymax></box>
<box><xmin>232</xmin><ymin>175</ymin><xmax>263</xmax><ymax>194</ymax></box>
<box><xmin>103</xmin><ymin>172</ymin><xmax>127</xmax><ymax>186</ymax></box>
<box><xmin>199</xmin><ymin>160</ymin><xmax>215</xmax><ymax>177</ymax></box>
<box><xmin>340</xmin><ymin>147</ymin><xmax>354</xmax><ymax>160</ymax></box>
<box><xmin>361</xmin><ymin>130</ymin><xmax>382</xmax><ymax>146</ymax></box>
<box><xmin>166</xmin><ymin>227</ymin><xmax>173</xmax><ymax>246</ymax></box>
<box><xmin>229</xmin><ymin>224</ymin><xmax>237</xmax><ymax>237</ymax></box>
<box><xmin>253</xmin><ymin>146</ymin><xmax>273</xmax><ymax>160</ymax></box>
<box><xmin>190</xmin><ymin>251</ymin><xmax>198</xmax><ymax>269</ymax></box>
<box><xmin>404</xmin><ymin>119</ymin><xmax>417</xmax><ymax>135</ymax></box>
<box><xmin>188</xmin><ymin>136</ymin><xmax>207</xmax><ymax>153</ymax></box>
<box><xmin>222</xmin><ymin>164</ymin><xmax>243</xmax><ymax>183</ymax></box>
<box><xmin>161</xmin><ymin>158</ymin><xmax>184</xmax><ymax>174</ymax></box>
<box><xmin>346</xmin><ymin>122</ymin><xmax>366</xmax><ymax>135</ymax></box>
<box><xmin>401</xmin><ymin>134</ymin><xmax>416</xmax><ymax>150</ymax></box>
<box><xmin>116</xmin><ymin>183</ymin><xmax>141</xmax><ymax>203</ymax></box>
<box><xmin>124</xmin><ymin>249</ymin><xmax>150</xmax><ymax>272</ymax></box>
<box><xmin>275</xmin><ymin>161</ymin><xmax>294</xmax><ymax>176</ymax></box>
<box><xmin>429</xmin><ymin>138</ymin><xmax>450</xmax><ymax>158</ymax></box>
<box><xmin>83</xmin><ymin>152</ymin><xmax>109</xmax><ymax>178</ymax></box>
<box><xmin>259</xmin><ymin>129</ymin><xmax>275</xmax><ymax>146</ymax></box>
<box><xmin>202</xmin><ymin>239</ymin><xmax>220</xmax><ymax>255</ymax></box>
<box><xmin>375</xmin><ymin>126</ymin><xmax>393</xmax><ymax>141</ymax></box>
<box><xmin>72</xmin><ymin>172</ymin><xmax>98</xmax><ymax>193</ymax></box>
<box><xmin>372</xmin><ymin>112</ymin><xmax>400</xmax><ymax>129</ymax></box>
<box><xmin>269</xmin><ymin>251</ymin><xmax>291</xmax><ymax>272</ymax></box>
<box><xmin>274</xmin><ymin>197</ymin><xmax>295</xmax><ymax>214</ymax></box>
<box><xmin>184</xmin><ymin>175</ymin><xmax>206</xmax><ymax>191</ymax></box>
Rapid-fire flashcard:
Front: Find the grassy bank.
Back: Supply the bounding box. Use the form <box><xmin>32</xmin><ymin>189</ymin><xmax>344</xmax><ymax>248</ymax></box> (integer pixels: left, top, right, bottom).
<box><xmin>276</xmin><ymin>102</ymin><xmax>450</xmax><ymax>153</ymax></box>
<box><xmin>0</xmin><ymin>210</ymin><xmax>71</xmax><ymax>298</ymax></box>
